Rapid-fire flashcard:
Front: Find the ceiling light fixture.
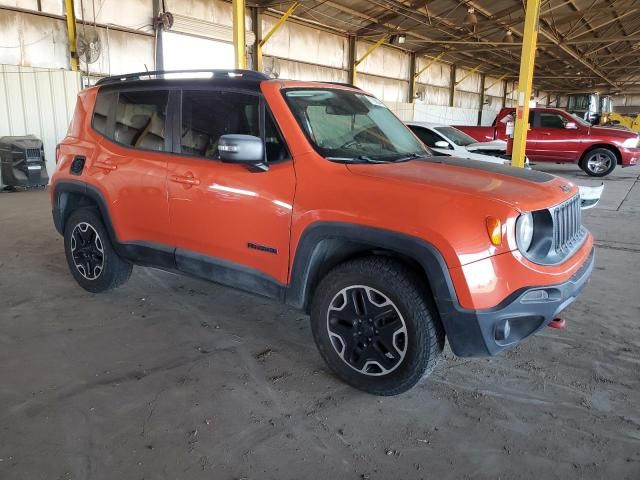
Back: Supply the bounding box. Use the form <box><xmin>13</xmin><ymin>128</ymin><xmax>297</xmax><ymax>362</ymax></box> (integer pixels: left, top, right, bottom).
<box><xmin>502</xmin><ymin>30</ymin><xmax>514</xmax><ymax>43</ymax></box>
<box><xmin>463</xmin><ymin>8</ymin><xmax>478</xmax><ymax>29</ymax></box>
<box><xmin>390</xmin><ymin>33</ymin><xmax>407</xmax><ymax>45</ymax></box>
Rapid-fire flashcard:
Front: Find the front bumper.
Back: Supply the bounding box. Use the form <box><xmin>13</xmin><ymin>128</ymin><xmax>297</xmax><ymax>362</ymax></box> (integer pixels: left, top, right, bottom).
<box><xmin>620</xmin><ymin>147</ymin><xmax>639</xmax><ymax>166</ymax></box>
<box><xmin>443</xmin><ymin>248</ymin><xmax>595</xmax><ymax>357</ymax></box>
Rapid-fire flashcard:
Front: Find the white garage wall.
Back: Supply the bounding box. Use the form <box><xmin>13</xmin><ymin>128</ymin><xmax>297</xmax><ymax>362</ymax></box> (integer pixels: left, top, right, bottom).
<box><xmin>0</xmin><ymin>0</ymin><xmax>545</xmax><ymax>134</ymax></box>
<box><xmin>72</xmin><ymin>0</ymin><xmax>152</xmax><ymax>30</ymax></box>
<box><xmin>0</xmin><ymin>64</ymin><xmax>82</xmax><ymax>182</ymax></box>
<box><xmin>0</xmin><ymin>0</ymin><xmax>61</xmax><ymax>14</ymax></box>
<box><xmin>261</xmin><ymin>15</ymin><xmax>347</xmax><ymax>70</ymax></box>
<box><xmin>0</xmin><ymin>9</ymin><xmax>69</xmax><ymax>68</ymax></box>
<box><xmin>80</xmin><ymin>26</ymin><xmax>155</xmax><ymax>76</ymax></box>
<box><xmin>262</xmin><ymin>56</ymin><xmax>347</xmax><ymax>83</ymax></box>
<box><xmin>358</xmin><ymin>73</ymin><xmax>409</xmax><ymax>103</ymax></box>
<box><xmin>612</xmin><ymin>94</ymin><xmax>640</xmax><ymax>114</ymax></box>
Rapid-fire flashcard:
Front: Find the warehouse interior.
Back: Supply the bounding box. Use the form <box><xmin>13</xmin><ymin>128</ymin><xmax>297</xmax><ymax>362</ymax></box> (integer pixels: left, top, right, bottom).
<box><xmin>1</xmin><ymin>0</ymin><xmax>639</xmax><ymax>479</ymax></box>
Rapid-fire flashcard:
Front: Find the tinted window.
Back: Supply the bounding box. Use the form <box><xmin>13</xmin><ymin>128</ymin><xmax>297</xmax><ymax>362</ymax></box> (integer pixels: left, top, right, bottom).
<box><xmin>92</xmin><ymin>90</ymin><xmax>116</xmax><ymax>136</ymax></box>
<box><xmin>538</xmin><ymin>112</ymin><xmax>567</xmax><ymax>129</ymax></box>
<box><xmin>409</xmin><ymin>126</ymin><xmax>442</xmax><ymax>147</ymax></box>
<box><xmin>114</xmin><ymin>90</ymin><xmax>169</xmax><ymax>151</ymax></box>
<box><xmin>180</xmin><ymin>90</ymin><xmax>259</xmax><ymax>160</ymax></box>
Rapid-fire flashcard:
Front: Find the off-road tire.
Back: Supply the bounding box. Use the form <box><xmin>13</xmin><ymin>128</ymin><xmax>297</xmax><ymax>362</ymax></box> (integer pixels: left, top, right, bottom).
<box><xmin>310</xmin><ymin>256</ymin><xmax>445</xmax><ymax>396</ymax></box>
<box><xmin>64</xmin><ymin>208</ymin><xmax>132</xmax><ymax>293</ymax></box>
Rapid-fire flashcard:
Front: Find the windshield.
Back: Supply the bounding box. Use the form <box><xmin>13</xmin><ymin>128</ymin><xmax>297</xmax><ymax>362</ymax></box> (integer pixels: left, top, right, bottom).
<box><xmin>434</xmin><ymin>126</ymin><xmax>477</xmax><ymax>146</ymax></box>
<box><xmin>283</xmin><ymin>88</ymin><xmax>428</xmax><ymax>161</ymax></box>
<box><xmin>567</xmin><ymin>94</ymin><xmax>592</xmax><ymax>112</ymax></box>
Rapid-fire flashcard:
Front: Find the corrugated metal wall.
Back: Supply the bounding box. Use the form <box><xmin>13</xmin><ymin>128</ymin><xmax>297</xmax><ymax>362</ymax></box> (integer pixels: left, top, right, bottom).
<box><xmin>0</xmin><ymin>64</ymin><xmax>81</xmax><ymax>183</ymax></box>
<box><xmin>612</xmin><ymin>95</ymin><xmax>640</xmax><ymax>115</ymax></box>
<box><xmin>0</xmin><ymin>0</ymin><xmax>551</xmax><ymax>134</ymax></box>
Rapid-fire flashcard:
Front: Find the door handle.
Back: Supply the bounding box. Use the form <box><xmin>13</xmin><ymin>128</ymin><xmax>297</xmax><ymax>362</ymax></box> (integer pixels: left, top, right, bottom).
<box><xmin>94</xmin><ymin>160</ymin><xmax>117</xmax><ymax>171</ymax></box>
<box><xmin>170</xmin><ymin>173</ymin><xmax>200</xmax><ymax>186</ymax></box>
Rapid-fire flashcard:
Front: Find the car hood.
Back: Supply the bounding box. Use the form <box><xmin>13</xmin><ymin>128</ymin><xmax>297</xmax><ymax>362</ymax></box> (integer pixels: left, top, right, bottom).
<box><xmin>589</xmin><ymin>125</ymin><xmax>639</xmax><ymax>139</ymax></box>
<box><xmin>433</xmin><ymin>148</ymin><xmax>506</xmax><ymax>165</ymax></box>
<box><xmin>346</xmin><ymin>156</ymin><xmax>577</xmax><ymax>211</ymax></box>
<box><xmin>466</xmin><ymin>139</ymin><xmax>507</xmax><ymax>152</ymax></box>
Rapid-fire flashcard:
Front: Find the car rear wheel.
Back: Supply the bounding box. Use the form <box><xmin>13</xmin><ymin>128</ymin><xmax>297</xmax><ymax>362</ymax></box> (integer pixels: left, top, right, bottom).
<box><xmin>64</xmin><ymin>208</ymin><xmax>132</xmax><ymax>293</ymax></box>
<box><xmin>581</xmin><ymin>148</ymin><xmax>617</xmax><ymax>177</ymax></box>
<box><xmin>310</xmin><ymin>257</ymin><xmax>444</xmax><ymax>396</ymax></box>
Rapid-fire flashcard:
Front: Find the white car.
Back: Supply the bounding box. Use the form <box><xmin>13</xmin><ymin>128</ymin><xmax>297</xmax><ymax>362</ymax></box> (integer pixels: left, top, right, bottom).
<box><xmin>406</xmin><ymin>121</ymin><xmax>602</xmax><ymax>210</ymax></box>
<box><xmin>406</xmin><ymin>121</ymin><xmax>522</xmax><ymax>166</ymax></box>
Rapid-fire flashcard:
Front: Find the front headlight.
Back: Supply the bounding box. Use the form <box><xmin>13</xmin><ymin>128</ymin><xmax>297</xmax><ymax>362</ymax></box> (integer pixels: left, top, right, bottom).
<box><xmin>516</xmin><ymin>212</ymin><xmax>534</xmax><ymax>251</ymax></box>
<box><xmin>622</xmin><ymin>136</ymin><xmax>640</xmax><ymax>148</ymax></box>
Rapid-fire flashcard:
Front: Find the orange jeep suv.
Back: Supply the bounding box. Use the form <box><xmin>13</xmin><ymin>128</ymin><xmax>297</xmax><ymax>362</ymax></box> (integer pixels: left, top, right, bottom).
<box><xmin>51</xmin><ymin>70</ymin><xmax>594</xmax><ymax>395</ymax></box>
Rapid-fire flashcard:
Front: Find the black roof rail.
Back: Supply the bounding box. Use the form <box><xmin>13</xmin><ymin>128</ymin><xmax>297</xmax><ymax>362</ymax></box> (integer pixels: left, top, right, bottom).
<box><xmin>95</xmin><ymin>69</ymin><xmax>270</xmax><ymax>86</ymax></box>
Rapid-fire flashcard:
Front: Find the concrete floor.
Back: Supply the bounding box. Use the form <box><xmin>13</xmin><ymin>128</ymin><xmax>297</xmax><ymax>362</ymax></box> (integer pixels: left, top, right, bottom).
<box><xmin>1</xmin><ymin>164</ymin><xmax>639</xmax><ymax>480</ymax></box>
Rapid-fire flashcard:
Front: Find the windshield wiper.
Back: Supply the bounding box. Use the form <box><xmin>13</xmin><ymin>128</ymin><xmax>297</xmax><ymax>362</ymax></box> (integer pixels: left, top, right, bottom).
<box><xmin>326</xmin><ymin>155</ymin><xmax>396</xmax><ymax>164</ymax></box>
<box><xmin>391</xmin><ymin>152</ymin><xmax>430</xmax><ymax>162</ymax></box>
<box><xmin>327</xmin><ymin>153</ymin><xmax>428</xmax><ymax>164</ymax></box>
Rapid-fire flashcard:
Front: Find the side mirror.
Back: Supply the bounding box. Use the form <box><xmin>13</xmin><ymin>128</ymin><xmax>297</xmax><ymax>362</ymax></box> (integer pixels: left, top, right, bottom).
<box><xmin>218</xmin><ymin>134</ymin><xmax>266</xmax><ymax>170</ymax></box>
<box><xmin>565</xmin><ymin>121</ymin><xmax>578</xmax><ymax>130</ymax></box>
<box><xmin>434</xmin><ymin>140</ymin><xmax>452</xmax><ymax>149</ymax></box>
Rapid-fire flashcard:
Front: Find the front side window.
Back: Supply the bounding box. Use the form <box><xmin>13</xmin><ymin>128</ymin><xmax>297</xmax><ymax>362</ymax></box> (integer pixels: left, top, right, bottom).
<box><xmin>114</xmin><ymin>90</ymin><xmax>169</xmax><ymax>151</ymax></box>
<box><xmin>180</xmin><ymin>90</ymin><xmax>259</xmax><ymax>160</ymax></box>
<box><xmin>283</xmin><ymin>89</ymin><xmax>427</xmax><ymax>161</ymax></box>
<box><xmin>538</xmin><ymin>112</ymin><xmax>568</xmax><ymax>129</ymax></box>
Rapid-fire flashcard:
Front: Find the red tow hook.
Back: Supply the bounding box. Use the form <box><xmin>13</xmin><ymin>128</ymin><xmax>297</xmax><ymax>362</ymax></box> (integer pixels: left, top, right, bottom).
<box><xmin>548</xmin><ymin>318</ymin><xmax>566</xmax><ymax>329</ymax></box>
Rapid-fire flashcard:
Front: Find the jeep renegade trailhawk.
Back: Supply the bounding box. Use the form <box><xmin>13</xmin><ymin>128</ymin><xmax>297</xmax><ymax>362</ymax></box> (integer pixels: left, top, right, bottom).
<box><xmin>51</xmin><ymin>70</ymin><xmax>594</xmax><ymax>395</ymax></box>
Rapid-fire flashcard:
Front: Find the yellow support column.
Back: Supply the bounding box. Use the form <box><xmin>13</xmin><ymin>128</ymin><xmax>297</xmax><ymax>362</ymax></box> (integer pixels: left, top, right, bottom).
<box><xmin>64</xmin><ymin>0</ymin><xmax>78</xmax><ymax>71</ymax></box>
<box><xmin>511</xmin><ymin>0</ymin><xmax>542</xmax><ymax>168</ymax></box>
<box><xmin>232</xmin><ymin>0</ymin><xmax>246</xmax><ymax>69</ymax></box>
<box><xmin>256</xmin><ymin>2</ymin><xmax>299</xmax><ymax>73</ymax></box>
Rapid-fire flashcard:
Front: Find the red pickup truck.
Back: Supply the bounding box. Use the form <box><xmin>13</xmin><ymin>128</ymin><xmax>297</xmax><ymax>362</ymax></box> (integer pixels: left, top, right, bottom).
<box><xmin>457</xmin><ymin>107</ymin><xmax>640</xmax><ymax>177</ymax></box>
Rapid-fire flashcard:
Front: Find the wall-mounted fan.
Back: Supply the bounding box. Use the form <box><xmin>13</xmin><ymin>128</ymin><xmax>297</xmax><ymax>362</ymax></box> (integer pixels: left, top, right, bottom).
<box><xmin>76</xmin><ymin>27</ymin><xmax>102</xmax><ymax>64</ymax></box>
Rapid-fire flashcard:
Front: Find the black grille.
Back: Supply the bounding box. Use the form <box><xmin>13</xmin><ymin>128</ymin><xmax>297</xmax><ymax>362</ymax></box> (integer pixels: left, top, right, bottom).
<box><xmin>26</xmin><ymin>148</ymin><xmax>41</xmax><ymax>158</ymax></box>
<box><xmin>553</xmin><ymin>195</ymin><xmax>582</xmax><ymax>253</ymax></box>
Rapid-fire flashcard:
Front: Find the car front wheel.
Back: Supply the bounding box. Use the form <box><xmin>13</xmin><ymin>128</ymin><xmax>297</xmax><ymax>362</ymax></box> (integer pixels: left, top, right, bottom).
<box><xmin>310</xmin><ymin>257</ymin><xmax>444</xmax><ymax>396</ymax></box>
<box><xmin>581</xmin><ymin>148</ymin><xmax>617</xmax><ymax>177</ymax></box>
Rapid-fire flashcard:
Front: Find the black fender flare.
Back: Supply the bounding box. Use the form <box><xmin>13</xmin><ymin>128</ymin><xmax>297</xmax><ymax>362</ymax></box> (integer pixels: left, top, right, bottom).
<box><xmin>284</xmin><ymin>222</ymin><xmax>488</xmax><ymax>356</ymax></box>
<box><xmin>51</xmin><ymin>179</ymin><xmax>118</xmax><ymax>246</ymax></box>
<box><xmin>285</xmin><ymin>222</ymin><xmax>459</xmax><ymax>314</ymax></box>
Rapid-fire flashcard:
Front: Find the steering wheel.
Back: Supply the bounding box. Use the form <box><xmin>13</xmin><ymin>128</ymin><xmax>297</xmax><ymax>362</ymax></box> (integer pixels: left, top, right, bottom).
<box><xmin>337</xmin><ymin>126</ymin><xmax>373</xmax><ymax>150</ymax></box>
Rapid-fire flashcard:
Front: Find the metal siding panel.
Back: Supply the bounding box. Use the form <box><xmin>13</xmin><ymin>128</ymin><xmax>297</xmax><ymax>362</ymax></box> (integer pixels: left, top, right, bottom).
<box><xmin>18</xmin><ymin>65</ymin><xmax>42</xmax><ymax>138</ymax></box>
<box><xmin>356</xmin><ymin>42</ymin><xmax>409</xmax><ymax>81</ymax></box>
<box><xmin>4</xmin><ymin>65</ymin><xmax>26</xmax><ymax>135</ymax></box>
<box><xmin>415</xmin><ymin>58</ymin><xmax>450</xmax><ymax>87</ymax></box>
<box><xmin>0</xmin><ymin>66</ymin><xmax>81</xmax><ymax>181</ymax></box>
<box><xmin>0</xmin><ymin>66</ymin><xmax>12</xmax><ymax>136</ymax></box>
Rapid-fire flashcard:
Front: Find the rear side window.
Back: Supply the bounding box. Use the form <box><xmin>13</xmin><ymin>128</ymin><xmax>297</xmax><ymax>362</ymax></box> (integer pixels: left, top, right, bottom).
<box><xmin>180</xmin><ymin>90</ymin><xmax>259</xmax><ymax>160</ymax></box>
<box><xmin>114</xmin><ymin>90</ymin><xmax>170</xmax><ymax>151</ymax></box>
<box><xmin>92</xmin><ymin>91</ymin><xmax>116</xmax><ymax>137</ymax></box>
